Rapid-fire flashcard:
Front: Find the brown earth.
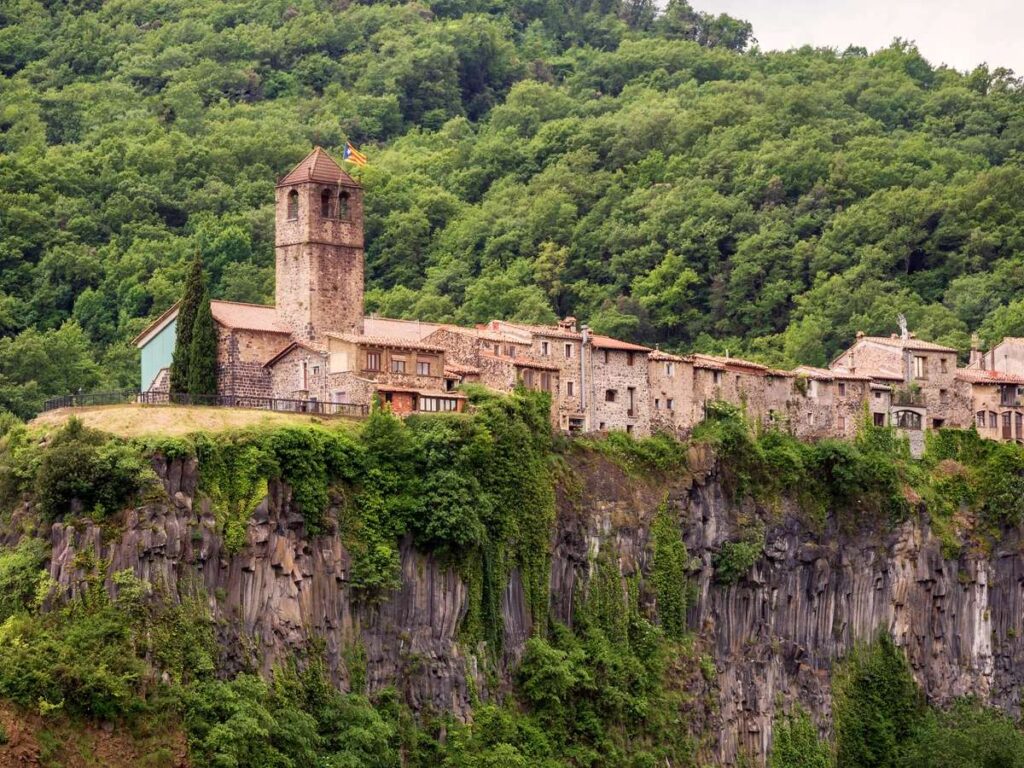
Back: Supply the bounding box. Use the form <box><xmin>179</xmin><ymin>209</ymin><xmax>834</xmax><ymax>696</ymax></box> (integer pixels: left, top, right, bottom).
<box><xmin>0</xmin><ymin>702</ymin><xmax>188</xmax><ymax>768</ymax></box>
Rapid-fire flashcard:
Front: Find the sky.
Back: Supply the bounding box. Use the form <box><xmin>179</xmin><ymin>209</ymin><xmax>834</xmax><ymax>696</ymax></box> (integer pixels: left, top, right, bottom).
<box><xmin>696</xmin><ymin>0</ymin><xmax>1023</xmax><ymax>74</ymax></box>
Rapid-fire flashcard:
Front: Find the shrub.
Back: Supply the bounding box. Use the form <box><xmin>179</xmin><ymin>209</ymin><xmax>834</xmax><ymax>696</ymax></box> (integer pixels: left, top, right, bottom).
<box><xmin>0</xmin><ymin>537</ymin><xmax>48</xmax><ymax>622</ymax></box>
<box><xmin>713</xmin><ymin>537</ymin><xmax>762</xmax><ymax>584</ymax></box>
<box><xmin>769</xmin><ymin>708</ymin><xmax>830</xmax><ymax>768</ymax></box>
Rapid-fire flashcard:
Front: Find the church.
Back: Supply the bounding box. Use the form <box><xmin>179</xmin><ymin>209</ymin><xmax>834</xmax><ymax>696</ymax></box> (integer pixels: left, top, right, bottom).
<box><xmin>134</xmin><ymin>147</ymin><xmax>470</xmax><ymax>415</ymax></box>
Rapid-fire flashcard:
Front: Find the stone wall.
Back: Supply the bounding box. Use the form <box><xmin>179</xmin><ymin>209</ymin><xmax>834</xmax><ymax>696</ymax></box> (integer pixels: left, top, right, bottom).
<box><xmin>649</xmin><ymin>356</ymin><xmax>695</xmax><ymax>435</ymax></box>
<box><xmin>275</xmin><ymin>180</ymin><xmax>365</xmax><ymax>339</ymax></box>
<box><xmin>217</xmin><ymin>327</ymin><xmax>290</xmax><ymax>400</ymax></box>
<box><xmin>269</xmin><ymin>346</ymin><xmax>329</xmax><ymax>401</ymax></box>
<box><xmin>588</xmin><ymin>347</ymin><xmax>651</xmax><ymax>436</ymax></box>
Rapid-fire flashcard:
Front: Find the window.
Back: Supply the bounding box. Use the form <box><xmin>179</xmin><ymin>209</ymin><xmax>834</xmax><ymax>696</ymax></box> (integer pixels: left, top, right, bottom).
<box><xmin>940</xmin><ymin>389</ymin><xmax>949</xmax><ymax>404</ymax></box>
<box><xmin>838</xmin><ymin>415</ymin><xmax>846</xmax><ymax>431</ymax></box>
<box><xmin>287</xmin><ymin>189</ymin><xmax>299</xmax><ymax>220</ymax></box>
<box><xmin>320</xmin><ymin>188</ymin><xmax>332</xmax><ymax>217</ymax></box>
<box><xmin>301</xmin><ymin>361</ymin><xmax>308</xmax><ymax>389</ymax></box>
<box><xmin>807</xmin><ymin>412</ymin><xmax>814</xmax><ymax>426</ymax></box>
<box><xmin>666</xmin><ymin>398</ymin><xmax>674</xmax><ymax>410</ymax></box>
<box><xmin>874</xmin><ymin>391</ymin><xmax>882</xmax><ymax>399</ymax></box>
<box><xmin>391</xmin><ymin>358</ymin><xmax>406</xmax><ymax>373</ymax></box>
<box><xmin>655</xmin><ymin>398</ymin><xmax>661</xmax><ymax>409</ymax></box>
<box><xmin>914</xmin><ymin>355</ymin><xmax>927</xmax><ymax>379</ymax></box>
<box><xmin>838</xmin><ymin>382</ymin><xmax>846</xmax><ymax>397</ymax></box>
<box><xmin>933</xmin><ymin>418</ymin><xmax>945</xmax><ymax>429</ymax></box>
<box><xmin>312</xmin><ymin>365</ymin><xmax>319</xmax><ymax>376</ymax></box>
<box><xmin>605</xmin><ymin>389</ymin><xmax>617</xmax><ymax>403</ymax></box>
<box><xmin>564</xmin><ymin>343</ymin><xmax>574</xmax><ymax>358</ymax></box>
<box><xmin>977</xmin><ymin>411</ymin><xmax>986</xmax><ymax>427</ymax></box>
<box><xmin>713</xmin><ymin>371</ymin><xmax>723</xmax><ymax>385</ymax></box>
<box><xmin>666</xmin><ymin>362</ymin><xmax>675</xmax><ymax>377</ymax></box>
<box><xmin>627</xmin><ymin>387</ymin><xmax>635</xmax><ymax>416</ymax></box>
<box><xmin>940</xmin><ymin>357</ymin><xmax>948</xmax><ymax>373</ymax></box>
<box><xmin>540</xmin><ymin>372</ymin><xmax>551</xmax><ymax>391</ymax></box>
<box><xmin>419</xmin><ymin>396</ymin><xmax>459</xmax><ymax>412</ymax></box>
<box><xmin>505</xmin><ymin>345</ymin><xmax>517</xmax><ymax>358</ymax></box>
<box><xmin>365</xmin><ymin>351</ymin><xmax>381</xmax><ymax>371</ymax></box>
<box><xmin>873</xmin><ymin>412</ymin><xmax>886</xmax><ymax>427</ymax></box>
<box><xmin>602</xmin><ymin>350</ymin><xmax>610</xmax><ymax>364</ymax></box>
<box><xmin>541</xmin><ymin>341</ymin><xmax>550</xmax><ymax>356</ymax></box>
<box><xmin>599</xmin><ymin>422</ymin><xmax>606</xmax><ymax>430</ymax></box>
<box><xmin>626</xmin><ymin>425</ymin><xmax>634</xmax><ymax>435</ymax></box>
<box><xmin>522</xmin><ymin>369</ymin><xmax>534</xmax><ymax>388</ymax></box>
<box><xmin>895</xmin><ymin>410</ymin><xmax>922</xmax><ymax>430</ymax></box>
<box><xmin>627</xmin><ymin>352</ymin><xmax>635</xmax><ymax>366</ymax></box>
<box><xmin>566</xmin><ymin>381</ymin><xmax>574</xmax><ymax>397</ymax></box>
<box><xmin>990</xmin><ymin>411</ymin><xmax>998</xmax><ymax>428</ymax></box>
<box><xmin>338</xmin><ymin>191</ymin><xmax>350</xmax><ymax>220</ymax></box>
<box><xmin>417</xmin><ymin>361</ymin><xmax>431</xmax><ymax>376</ymax></box>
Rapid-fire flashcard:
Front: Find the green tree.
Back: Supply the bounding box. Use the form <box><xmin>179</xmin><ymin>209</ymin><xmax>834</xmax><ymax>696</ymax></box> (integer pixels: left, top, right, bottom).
<box><xmin>170</xmin><ymin>255</ymin><xmax>206</xmax><ymax>395</ymax></box>
<box><xmin>770</xmin><ymin>708</ymin><xmax>832</xmax><ymax>768</ymax></box>
<box><xmin>186</xmin><ymin>290</ymin><xmax>218</xmax><ymax>397</ymax></box>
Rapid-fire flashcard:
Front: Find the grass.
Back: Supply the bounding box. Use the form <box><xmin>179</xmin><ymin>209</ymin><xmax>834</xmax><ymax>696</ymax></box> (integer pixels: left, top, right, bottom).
<box><xmin>30</xmin><ymin>404</ymin><xmax>361</xmax><ymax>439</ymax></box>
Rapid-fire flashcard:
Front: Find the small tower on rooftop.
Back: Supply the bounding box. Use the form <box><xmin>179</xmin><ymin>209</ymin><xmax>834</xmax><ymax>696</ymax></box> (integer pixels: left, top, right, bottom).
<box><xmin>275</xmin><ymin>147</ymin><xmax>364</xmax><ymax>340</ymax></box>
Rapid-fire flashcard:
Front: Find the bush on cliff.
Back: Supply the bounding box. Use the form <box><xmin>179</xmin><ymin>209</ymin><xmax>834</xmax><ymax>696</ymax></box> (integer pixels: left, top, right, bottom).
<box><xmin>0</xmin><ymin>536</ymin><xmax>47</xmax><ymax>622</ymax></box>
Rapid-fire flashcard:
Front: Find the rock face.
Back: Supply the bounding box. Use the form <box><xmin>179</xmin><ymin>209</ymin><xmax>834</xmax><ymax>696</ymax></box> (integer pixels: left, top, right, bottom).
<box><xmin>41</xmin><ymin>450</ymin><xmax>1024</xmax><ymax>766</ymax></box>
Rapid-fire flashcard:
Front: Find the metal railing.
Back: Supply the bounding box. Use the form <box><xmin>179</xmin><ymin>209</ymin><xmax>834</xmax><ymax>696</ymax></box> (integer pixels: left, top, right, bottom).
<box><xmin>42</xmin><ymin>390</ymin><xmax>369</xmax><ymax>418</ymax></box>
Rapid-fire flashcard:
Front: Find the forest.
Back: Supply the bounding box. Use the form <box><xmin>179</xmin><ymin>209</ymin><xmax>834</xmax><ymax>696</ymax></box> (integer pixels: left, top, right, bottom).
<box><xmin>1</xmin><ymin>0</ymin><xmax>1023</xmax><ymax>417</ymax></box>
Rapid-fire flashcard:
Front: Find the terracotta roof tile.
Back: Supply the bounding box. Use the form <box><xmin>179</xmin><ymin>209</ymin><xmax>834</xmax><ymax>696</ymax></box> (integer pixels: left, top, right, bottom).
<box><xmin>210</xmin><ymin>301</ymin><xmax>291</xmax><ymax>334</ymax></box>
<box><xmin>956</xmin><ymin>369</ymin><xmax>1024</xmax><ymax>385</ymax></box>
<box><xmin>326</xmin><ymin>332</ymin><xmax>445</xmax><ymax>353</ymax></box>
<box><xmin>444</xmin><ymin>362</ymin><xmax>480</xmax><ymax>376</ymax></box>
<box><xmin>691</xmin><ymin>353</ymin><xmax>770</xmax><ymax>374</ymax></box>
<box><xmin>796</xmin><ymin>365</ymin><xmax>874</xmax><ymax>382</ymax></box>
<box><xmin>589</xmin><ymin>334</ymin><xmax>651</xmax><ymax>353</ymax></box>
<box><xmin>858</xmin><ymin>336</ymin><xmax>958</xmax><ymax>353</ymax></box>
<box><xmin>649</xmin><ymin>350</ymin><xmax>686</xmax><ymax>362</ymax></box>
<box><xmin>277</xmin><ymin>147</ymin><xmax>359</xmax><ymax>188</ymax></box>
<box><xmin>376</xmin><ymin>386</ymin><xmax>467</xmax><ymax>399</ymax></box>
<box><xmin>489</xmin><ymin>321</ymin><xmax>582</xmax><ymax>340</ymax></box>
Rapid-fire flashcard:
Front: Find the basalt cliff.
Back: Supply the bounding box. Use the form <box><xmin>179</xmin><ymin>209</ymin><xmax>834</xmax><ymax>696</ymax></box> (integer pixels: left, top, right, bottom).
<box><xmin>16</xmin><ymin>447</ymin><xmax>1024</xmax><ymax>766</ymax></box>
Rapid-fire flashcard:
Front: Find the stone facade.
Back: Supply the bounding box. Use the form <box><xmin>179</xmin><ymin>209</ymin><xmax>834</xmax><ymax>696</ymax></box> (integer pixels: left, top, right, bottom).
<box><xmin>274</xmin><ymin>148</ymin><xmax>364</xmax><ymax>340</ymax></box>
<box><xmin>649</xmin><ymin>351</ymin><xmax>695</xmax><ymax>435</ymax></box>
<box><xmin>958</xmin><ymin>369</ymin><xmax>1024</xmax><ymax>443</ymax></box>
<box><xmin>218</xmin><ymin>327</ymin><xmax>291</xmax><ymax>400</ymax></box>
<box><xmin>588</xmin><ymin>342</ymin><xmax>652</xmax><ymax>436</ymax></box>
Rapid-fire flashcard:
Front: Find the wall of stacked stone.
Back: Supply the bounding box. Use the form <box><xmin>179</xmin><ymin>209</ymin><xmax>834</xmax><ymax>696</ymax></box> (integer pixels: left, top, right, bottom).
<box><xmin>588</xmin><ymin>348</ymin><xmax>652</xmax><ymax>437</ymax></box>
<box><xmin>275</xmin><ymin>180</ymin><xmax>365</xmax><ymax>339</ymax></box>
<box><xmin>525</xmin><ymin>332</ymin><xmax>585</xmax><ymax>429</ymax></box>
<box><xmin>833</xmin><ymin>380</ymin><xmax>872</xmax><ymax>438</ymax></box>
<box><xmin>648</xmin><ymin>358</ymin><xmax>695</xmax><ymax>435</ymax></box>
<box><xmin>268</xmin><ymin>347</ymin><xmax>329</xmax><ymax>401</ymax></box>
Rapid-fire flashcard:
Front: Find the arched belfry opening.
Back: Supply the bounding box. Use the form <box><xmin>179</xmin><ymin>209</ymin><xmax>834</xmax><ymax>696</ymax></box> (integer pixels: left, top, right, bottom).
<box><xmin>339</xmin><ymin>190</ymin><xmax>350</xmax><ymax>220</ymax></box>
<box><xmin>320</xmin><ymin>188</ymin><xmax>333</xmax><ymax>218</ymax></box>
<box><xmin>287</xmin><ymin>189</ymin><xmax>299</xmax><ymax>220</ymax></box>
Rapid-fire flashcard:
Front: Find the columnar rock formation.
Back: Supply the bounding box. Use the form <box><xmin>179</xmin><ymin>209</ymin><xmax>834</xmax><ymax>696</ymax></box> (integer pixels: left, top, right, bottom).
<box><xmin>28</xmin><ymin>452</ymin><xmax>1024</xmax><ymax>766</ymax></box>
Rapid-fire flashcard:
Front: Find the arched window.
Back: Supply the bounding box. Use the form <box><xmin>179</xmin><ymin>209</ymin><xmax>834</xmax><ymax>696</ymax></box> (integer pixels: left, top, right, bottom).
<box><xmin>338</xmin><ymin>190</ymin><xmax>350</xmax><ymax>220</ymax></box>
<box><xmin>893</xmin><ymin>410</ymin><xmax>922</xmax><ymax>430</ymax></box>
<box><xmin>287</xmin><ymin>189</ymin><xmax>299</xmax><ymax>220</ymax></box>
<box><xmin>320</xmin><ymin>188</ymin><xmax>332</xmax><ymax>218</ymax></box>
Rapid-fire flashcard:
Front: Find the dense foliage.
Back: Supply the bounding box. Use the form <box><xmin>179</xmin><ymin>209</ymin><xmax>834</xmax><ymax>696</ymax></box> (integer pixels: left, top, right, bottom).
<box><xmin>2</xmin><ymin>0</ymin><xmax>1023</xmax><ymax>416</ymax></box>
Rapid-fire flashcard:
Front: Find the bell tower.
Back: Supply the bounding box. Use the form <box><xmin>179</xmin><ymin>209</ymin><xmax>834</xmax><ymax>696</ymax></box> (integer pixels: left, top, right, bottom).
<box><xmin>274</xmin><ymin>147</ymin><xmax>364</xmax><ymax>340</ymax></box>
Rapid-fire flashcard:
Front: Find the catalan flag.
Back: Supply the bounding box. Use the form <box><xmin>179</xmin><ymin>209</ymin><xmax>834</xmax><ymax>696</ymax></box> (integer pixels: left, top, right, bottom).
<box><xmin>343</xmin><ymin>141</ymin><xmax>367</xmax><ymax>167</ymax></box>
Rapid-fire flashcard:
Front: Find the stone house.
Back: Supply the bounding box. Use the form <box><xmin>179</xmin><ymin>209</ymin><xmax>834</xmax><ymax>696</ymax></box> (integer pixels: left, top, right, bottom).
<box><xmin>956</xmin><ymin>368</ymin><xmax>1024</xmax><ymax>443</ymax></box>
<box><xmin>830</xmin><ymin>332</ymin><xmax>970</xmax><ymax>432</ymax></box>
<box><xmin>648</xmin><ymin>350</ymin><xmax>695</xmax><ymax>435</ymax></box>
<box><xmin>793</xmin><ymin>366</ymin><xmax>875</xmax><ymax>438</ymax></box>
<box><xmin>588</xmin><ymin>335</ymin><xmax>653</xmax><ymax>436</ymax></box>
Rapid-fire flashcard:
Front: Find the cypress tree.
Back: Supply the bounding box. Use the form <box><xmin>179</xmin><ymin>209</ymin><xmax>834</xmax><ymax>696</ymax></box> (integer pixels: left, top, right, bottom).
<box><xmin>187</xmin><ymin>290</ymin><xmax>218</xmax><ymax>397</ymax></box>
<box><xmin>169</xmin><ymin>255</ymin><xmax>205</xmax><ymax>394</ymax></box>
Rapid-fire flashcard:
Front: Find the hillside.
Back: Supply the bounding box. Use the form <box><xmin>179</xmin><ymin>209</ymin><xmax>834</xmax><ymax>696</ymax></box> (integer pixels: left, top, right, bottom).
<box><xmin>1</xmin><ymin>0</ymin><xmax>1024</xmax><ymax>417</ymax></box>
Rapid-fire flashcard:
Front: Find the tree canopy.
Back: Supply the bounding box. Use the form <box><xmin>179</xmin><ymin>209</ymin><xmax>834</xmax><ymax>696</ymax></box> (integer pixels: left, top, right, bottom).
<box><xmin>1</xmin><ymin>0</ymin><xmax>1023</xmax><ymax>413</ymax></box>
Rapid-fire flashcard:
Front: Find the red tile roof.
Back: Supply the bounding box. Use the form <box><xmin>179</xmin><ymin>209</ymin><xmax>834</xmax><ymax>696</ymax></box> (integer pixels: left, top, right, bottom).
<box><xmin>326</xmin><ymin>332</ymin><xmax>446</xmax><ymax>353</ymax></box>
<box><xmin>480</xmin><ymin>352</ymin><xmax>560</xmax><ymax>371</ymax></box>
<box><xmin>489</xmin><ymin>321</ymin><xmax>582</xmax><ymax>340</ymax></box>
<box><xmin>377</xmin><ymin>386</ymin><xmax>466</xmax><ymax>399</ymax></box>
<box><xmin>277</xmin><ymin>147</ymin><xmax>360</xmax><ymax>188</ymax></box>
<box><xmin>589</xmin><ymin>334</ymin><xmax>651</xmax><ymax>353</ymax></box>
<box><xmin>210</xmin><ymin>301</ymin><xmax>291</xmax><ymax>334</ymax></box>
<box><xmin>691</xmin><ymin>353</ymin><xmax>769</xmax><ymax>374</ymax></box>
<box><xmin>795</xmin><ymin>365</ymin><xmax>874</xmax><ymax>382</ymax></box>
<box><xmin>956</xmin><ymin>369</ymin><xmax>1024</xmax><ymax>385</ymax></box>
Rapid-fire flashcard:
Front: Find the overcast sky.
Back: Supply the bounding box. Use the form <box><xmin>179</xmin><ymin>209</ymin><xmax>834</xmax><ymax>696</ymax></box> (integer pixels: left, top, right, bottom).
<box><xmin>696</xmin><ymin>0</ymin><xmax>1023</xmax><ymax>74</ymax></box>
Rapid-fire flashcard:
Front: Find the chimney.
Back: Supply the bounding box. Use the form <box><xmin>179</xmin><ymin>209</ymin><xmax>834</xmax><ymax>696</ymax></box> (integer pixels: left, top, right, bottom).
<box><xmin>970</xmin><ymin>333</ymin><xmax>983</xmax><ymax>367</ymax></box>
<box><xmin>558</xmin><ymin>316</ymin><xmax>577</xmax><ymax>332</ymax></box>
<box><xmin>856</xmin><ymin>331</ymin><xmax>864</xmax><ymax>339</ymax></box>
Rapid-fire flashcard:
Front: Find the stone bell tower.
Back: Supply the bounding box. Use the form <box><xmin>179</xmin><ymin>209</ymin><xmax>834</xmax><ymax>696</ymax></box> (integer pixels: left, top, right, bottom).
<box><xmin>274</xmin><ymin>147</ymin><xmax>364</xmax><ymax>340</ymax></box>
